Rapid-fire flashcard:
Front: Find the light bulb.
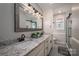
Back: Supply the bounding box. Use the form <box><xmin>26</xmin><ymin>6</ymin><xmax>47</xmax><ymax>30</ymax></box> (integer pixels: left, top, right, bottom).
<box><xmin>32</xmin><ymin>13</ymin><xmax>36</xmax><ymax>16</ymax></box>
<box><xmin>28</xmin><ymin>10</ymin><xmax>32</xmax><ymax>14</ymax></box>
<box><xmin>58</xmin><ymin>10</ymin><xmax>62</xmax><ymax>13</ymax></box>
<box><xmin>40</xmin><ymin>15</ymin><xmax>43</xmax><ymax>18</ymax></box>
<box><xmin>24</xmin><ymin>8</ymin><xmax>28</xmax><ymax>11</ymax></box>
<box><xmin>36</xmin><ymin>12</ymin><xmax>39</xmax><ymax>15</ymax></box>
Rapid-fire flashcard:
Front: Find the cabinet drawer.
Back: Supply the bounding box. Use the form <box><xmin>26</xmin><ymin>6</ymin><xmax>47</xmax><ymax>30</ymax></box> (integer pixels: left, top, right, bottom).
<box><xmin>27</xmin><ymin>42</ymin><xmax>44</xmax><ymax>56</ymax></box>
<box><xmin>50</xmin><ymin>40</ymin><xmax>53</xmax><ymax>47</ymax></box>
<box><xmin>45</xmin><ymin>38</ymin><xmax>49</xmax><ymax>47</ymax></box>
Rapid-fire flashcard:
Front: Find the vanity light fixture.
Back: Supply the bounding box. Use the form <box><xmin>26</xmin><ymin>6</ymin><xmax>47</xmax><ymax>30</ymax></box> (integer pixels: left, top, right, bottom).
<box><xmin>23</xmin><ymin>3</ymin><xmax>43</xmax><ymax>19</ymax></box>
<box><xmin>24</xmin><ymin>7</ymin><xmax>29</xmax><ymax>12</ymax></box>
<box><xmin>36</xmin><ymin>12</ymin><xmax>39</xmax><ymax>15</ymax></box>
<box><xmin>40</xmin><ymin>14</ymin><xmax>43</xmax><ymax>18</ymax></box>
<box><xmin>28</xmin><ymin>4</ymin><xmax>33</xmax><ymax>11</ymax></box>
<box><xmin>36</xmin><ymin>12</ymin><xmax>39</xmax><ymax>17</ymax></box>
<box><xmin>23</xmin><ymin>4</ymin><xmax>30</xmax><ymax>11</ymax></box>
<box><xmin>32</xmin><ymin>12</ymin><xmax>36</xmax><ymax>16</ymax></box>
<box><xmin>38</xmin><ymin>13</ymin><xmax>41</xmax><ymax>18</ymax></box>
<box><xmin>23</xmin><ymin>3</ymin><xmax>32</xmax><ymax>12</ymax></box>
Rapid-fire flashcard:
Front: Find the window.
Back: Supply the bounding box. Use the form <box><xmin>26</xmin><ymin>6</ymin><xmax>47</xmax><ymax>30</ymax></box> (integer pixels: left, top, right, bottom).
<box><xmin>32</xmin><ymin>22</ymin><xmax>37</xmax><ymax>29</ymax></box>
<box><xmin>56</xmin><ymin>19</ymin><xmax>64</xmax><ymax>30</ymax></box>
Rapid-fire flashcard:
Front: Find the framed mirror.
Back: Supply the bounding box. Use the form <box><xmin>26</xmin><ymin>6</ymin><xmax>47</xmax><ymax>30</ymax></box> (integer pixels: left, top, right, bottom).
<box><xmin>14</xmin><ymin>3</ymin><xmax>43</xmax><ymax>32</ymax></box>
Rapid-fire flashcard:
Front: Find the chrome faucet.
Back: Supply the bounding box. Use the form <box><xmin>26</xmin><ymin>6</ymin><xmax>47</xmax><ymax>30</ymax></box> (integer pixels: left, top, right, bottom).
<box><xmin>17</xmin><ymin>34</ymin><xmax>25</xmax><ymax>42</ymax></box>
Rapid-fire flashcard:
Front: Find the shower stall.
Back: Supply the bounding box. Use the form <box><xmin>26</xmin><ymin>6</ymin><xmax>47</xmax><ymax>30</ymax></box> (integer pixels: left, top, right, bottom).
<box><xmin>65</xmin><ymin>13</ymin><xmax>72</xmax><ymax>48</ymax></box>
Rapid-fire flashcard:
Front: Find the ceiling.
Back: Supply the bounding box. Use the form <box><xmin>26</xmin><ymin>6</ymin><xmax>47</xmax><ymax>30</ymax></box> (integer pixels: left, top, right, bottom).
<box><xmin>37</xmin><ymin>3</ymin><xmax>79</xmax><ymax>14</ymax></box>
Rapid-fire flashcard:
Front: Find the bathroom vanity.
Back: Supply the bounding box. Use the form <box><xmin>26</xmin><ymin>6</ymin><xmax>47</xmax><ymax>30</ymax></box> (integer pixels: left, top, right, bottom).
<box><xmin>0</xmin><ymin>35</ymin><xmax>53</xmax><ymax>56</ymax></box>
<box><xmin>0</xmin><ymin>3</ymin><xmax>53</xmax><ymax>56</ymax></box>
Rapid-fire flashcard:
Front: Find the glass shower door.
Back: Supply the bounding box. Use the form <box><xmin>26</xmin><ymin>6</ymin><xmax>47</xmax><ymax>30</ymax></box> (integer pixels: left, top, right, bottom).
<box><xmin>65</xmin><ymin>13</ymin><xmax>72</xmax><ymax>48</ymax></box>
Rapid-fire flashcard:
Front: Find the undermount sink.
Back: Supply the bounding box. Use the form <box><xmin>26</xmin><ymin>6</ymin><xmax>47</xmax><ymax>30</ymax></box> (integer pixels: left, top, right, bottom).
<box><xmin>24</xmin><ymin>38</ymin><xmax>36</xmax><ymax>41</ymax></box>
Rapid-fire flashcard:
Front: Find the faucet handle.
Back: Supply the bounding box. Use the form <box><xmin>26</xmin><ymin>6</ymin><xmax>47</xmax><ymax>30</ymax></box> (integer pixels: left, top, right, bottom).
<box><xmin>21</xmin><ymin>34</ymin><xmax>25</xmax><ymax>39</ymax></box>
<box><xmin>17</xmin><ymin>34</ymin><xmax>25</xmax><ymax>42</ymax></box>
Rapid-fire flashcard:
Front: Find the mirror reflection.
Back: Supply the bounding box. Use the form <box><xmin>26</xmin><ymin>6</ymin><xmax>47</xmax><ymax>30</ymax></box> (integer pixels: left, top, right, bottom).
<box><xmin>14</xmin><ymin>3</ymin><xmax>43</xmax><ymax>32</ymax></box>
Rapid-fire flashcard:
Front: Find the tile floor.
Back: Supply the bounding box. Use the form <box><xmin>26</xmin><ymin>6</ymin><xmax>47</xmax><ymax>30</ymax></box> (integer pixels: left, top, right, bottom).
<box><xmin>48</xmin><ymin>39</ymin><xmax>68</xmax><ymax>56</ymax></box>
<box><xmin>49</xmin><ymin>44</ymin><xmax>65</xmax><ymax>56</ymax></box>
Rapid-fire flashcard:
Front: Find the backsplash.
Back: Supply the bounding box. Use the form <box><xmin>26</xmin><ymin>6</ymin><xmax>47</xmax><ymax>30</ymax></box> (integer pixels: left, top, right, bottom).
<box><xmin>0</xmin><ymin>31</ymin><xmax>42</xmax><ymax>47</ymax></box>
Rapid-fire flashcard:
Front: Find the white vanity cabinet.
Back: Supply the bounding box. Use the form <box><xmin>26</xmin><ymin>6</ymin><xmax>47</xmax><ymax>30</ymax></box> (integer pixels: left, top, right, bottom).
<box><xmin>26</xmin><ymin>41</ymin><xmax>45</xmax><ymax>56</ymax></box>
<box><xmin>44</xmin><ymin>37</ymin><xmax>49</xmax><ymax>56</ymax></box>
<box><xmin>0</xmin><ymin>35</ymin><xmax>53</xmax><ymax>56</ymax></box>
<box><xmin>37</xmin><ymin>46</ymin><xmax>45</xmax><ymax>56</ymax></box>
<box><xmin>44</xmin><ymin>35</ymin><xmax>53</xmax><ymax>56</ymax></box>
<box><xmin>26</xmin><ymin>35</ymin><xmax>53</xmax><ymax>56</ymax></box>
<box><xmin>48</xmin><ymin>36</ymin><xmax>53</xmax><ymax>54</ymax></box>
<box><xmin>50</xmin><ymin>35</ymin><xmax>53</xmax><ymax>50</ymax></box>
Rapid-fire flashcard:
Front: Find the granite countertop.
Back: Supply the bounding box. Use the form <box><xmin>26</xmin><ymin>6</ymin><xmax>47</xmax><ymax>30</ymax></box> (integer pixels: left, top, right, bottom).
<box><xmin>0</xmin><ymin>35</ymin><xmax>49</xmax><ymax>56</ymax></box>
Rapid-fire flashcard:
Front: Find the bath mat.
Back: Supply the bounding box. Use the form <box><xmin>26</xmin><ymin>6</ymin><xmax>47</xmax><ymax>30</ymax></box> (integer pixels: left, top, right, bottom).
<box><xmin>58</xmin><ymin>46</ymin><xmax>71</xmax><ymax>56</ymax></box>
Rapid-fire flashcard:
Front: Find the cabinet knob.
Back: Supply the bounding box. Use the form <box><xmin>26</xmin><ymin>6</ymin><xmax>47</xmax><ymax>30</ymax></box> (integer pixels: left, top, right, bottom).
<box><xmin>46</xmin><ymin>47</ymin><xmax>48</xmax><ymax>49</ymax></box>
<box><xmin>50</xmin><ymin>40</ymin><xmax>52</xmax><ymax>43</ymax></box>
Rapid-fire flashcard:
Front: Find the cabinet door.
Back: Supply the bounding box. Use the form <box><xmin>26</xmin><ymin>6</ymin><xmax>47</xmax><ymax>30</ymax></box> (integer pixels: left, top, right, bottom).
<box><xmin>48</xmin><ymin>40</ymin><xmax>50</xmax><ymax>53</ymax></box>
<box><xmin>37</xmin><ymin>47</ymin><xmax>44</xmax><ymax>56</ymax></box>
<box><xmin>27</xmin><ymin>42</ymin><xmax>44</xmax><ymax>56</ymax></box>
<box><xmin>49</xmin><ymin>35</ymin><xmax>53</xmax><ymax>49</ymax></box>
<box><xmin>44</xmin><ymin>36</ymin><xmax>53</xmax><ymax>55</ymax></box>
<box><xmin>48</xmin><ymin>37</ymin><xmax>52</xmax><ymax>54</ymax></box>
<box><xmin>50</xmin><ymin>40</ymin><xmax>53</xmax><ymax>49</ymax></box>
<box><xmin>44</xmin><ymin>38</ymin><xmax>49</xmax><ymax>56</ymax></box>
<box><xmin>50</xmin><ymin>35</ymin><xmax>53</xmax><ymax>49</ymax></box>
<box><xmin>27</xmin><ymin>48</ymin><xmax>38</xmax><ymax>56</ymax></box>
<box><xmin>45</xmin><ymin>46</ymin><xmax>48</xmax><ymax>56</ymax></box>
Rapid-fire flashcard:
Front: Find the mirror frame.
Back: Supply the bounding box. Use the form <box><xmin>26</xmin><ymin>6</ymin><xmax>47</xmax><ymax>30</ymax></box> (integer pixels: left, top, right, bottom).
<box><xmin>14</xmin><ymin>3</ymin><xmax>43</xmax><ymax>32</ymax></box>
